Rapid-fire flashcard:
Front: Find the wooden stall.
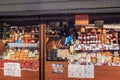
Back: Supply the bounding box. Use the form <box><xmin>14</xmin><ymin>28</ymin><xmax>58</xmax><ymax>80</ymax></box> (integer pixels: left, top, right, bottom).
<box><xmin>0</xmin><ymin>13</ymin><xmax>120</xmax><ymax>80</ymax></box>
<box><xmin>0</xmin><ymin>24</ymin><xmax>40</xmax><ymax>80</ymax></box>
<box><xmin>45</xmin><ymin>61</ymin><xmax>120</xmax><ymax>80</ymax></box>
<box><xmin>44</xmin><ymin>14</ymin><xmax>120</xmax><ymax>80</ymax></box>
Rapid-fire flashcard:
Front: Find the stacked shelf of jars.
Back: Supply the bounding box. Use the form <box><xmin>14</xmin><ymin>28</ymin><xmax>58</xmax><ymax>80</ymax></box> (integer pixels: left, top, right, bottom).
<box><xmin>75</xmin><ymin>27</ymin><xmax>119</xmax><ymax>51</ymax></box>
<box><xmin>71</xmin><ymin>27</ymin><xmax>120</xmax><ymax>66</ymax></box>
<box><xmin>2</xmin><ymin>26</ymin><xmax>39</xmax><ymax>61</ymax></box>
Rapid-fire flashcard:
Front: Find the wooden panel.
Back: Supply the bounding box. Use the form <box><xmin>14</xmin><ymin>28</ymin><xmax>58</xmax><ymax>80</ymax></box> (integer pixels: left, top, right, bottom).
<box><xmin>22</xmin><ymin>78</ymin><xmax>39</xmax><ymax>80</ymax></box>
<box><xmin>3</xmin><ymin>77</ymin><xmax>21</xmax><ymax>80</ymax></box>
<box><xmin>95</xmin><ymin>66</ymin><xmax>120</xmax><ymax>71</ymax></box>
<box><xmin>0</xmin><ymin>69</ymin><xmax>4</xmax><ymax>80</ymax></box>
<box><xmin>0</xmin><ymin>69</ymin><xmax>39</xmax><ymax>80</ymax></box>
<box><xmin>22</xmin><ymin>70</ymin><xmax>39</xmax><ymax>78</ymax></box>
<box><xmin>45</xmin><ymin>61</ymin><xmax>120</xmax><ymax>80</ymax></box>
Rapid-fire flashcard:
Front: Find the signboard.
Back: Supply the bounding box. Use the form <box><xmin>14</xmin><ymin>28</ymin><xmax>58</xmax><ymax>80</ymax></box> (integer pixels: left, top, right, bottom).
<box><xmin>75</xmin><ymin>15</ymin><xmax>89</xmax><ymax>25</ymax></box>
<box><xmin>84</xmin><ymin>65</ymin><xmax>94</xmax><ymax>78</ymax></box>
<box><xmin>52</xmin><ymin>64</ymin><xmax>64</xmax><ymax>74</ymax></box>
<box><xmin>68</xmin><ymin>64</ymin><xmax>84</xmax><ymax>78</ymax></box>
<box><xmin>4</xmin><ymin>62</ymin><xmax>21</xmax><ymax>77</ymax></box>
<box><xmin>68</xmin><ymin>63</ymin><xmax>94</xmax><ymax>78</ymax></box>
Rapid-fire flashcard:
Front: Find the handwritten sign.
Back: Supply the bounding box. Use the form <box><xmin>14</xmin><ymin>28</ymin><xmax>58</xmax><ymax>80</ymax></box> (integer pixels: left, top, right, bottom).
<box><xmin>84</xmin><ymin>65</ymin><xmax>94</xmax><ymax>78</ymax></box>
<box><xmin>68</xmin><ymin>63</ymin><xmax>94</xmax><ymax>78</ymax></box>
<box><xmin>68</xmin><ymin>64</ymin><xmax>84</xmax><ymax>78</ymax></box>
<box><xmin>4</xmin><ymin>62</ymin><xmax>21</xmax><ymax>77</ymax></box>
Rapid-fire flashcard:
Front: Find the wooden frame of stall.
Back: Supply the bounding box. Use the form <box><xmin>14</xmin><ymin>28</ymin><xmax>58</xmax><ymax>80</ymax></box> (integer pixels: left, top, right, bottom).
<box><xmin>44</xmin><ymin>14</ymin><xmax>120</xmax><ymax>80</ymax></box>
<box><xmin>0</xmin><ymin>13</ymin><xmax>120</xmax><ymax>80</ymax></box>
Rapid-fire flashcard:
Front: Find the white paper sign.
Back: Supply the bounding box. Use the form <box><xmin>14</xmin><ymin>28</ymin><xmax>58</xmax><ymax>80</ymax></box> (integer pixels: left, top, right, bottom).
<box><xmin>84</xmin><ymin>65</ymin><xmax>94</xmax><ymax>78</ymax></box>
<box><xmin>4</xmin><ymin>63</ymin><xmax>21</xmax><ymax>77</ymax></box>
<box><xmin>68</xmin><ymin>64</ymin><xmax>84</xmax><ymax>78</ymax></box>
<box><xmin>68</xmin><ymin>64</ymin><xmax>94</xmax><ymax>78</ymax></box>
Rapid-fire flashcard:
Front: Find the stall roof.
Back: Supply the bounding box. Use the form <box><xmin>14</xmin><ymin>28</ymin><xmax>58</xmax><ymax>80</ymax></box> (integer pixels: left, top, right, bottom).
<box><xmin>0</xmin><ymin>0</ymin><xmax>120</xmax><ymax>16</ymax></box>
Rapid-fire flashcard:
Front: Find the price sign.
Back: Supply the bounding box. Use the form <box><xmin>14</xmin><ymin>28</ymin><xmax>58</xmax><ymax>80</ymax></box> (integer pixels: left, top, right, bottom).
<box><xmin>4</xmin><ymin>62</ymin><xmax>21</xmax><ymax>77</ymax></box>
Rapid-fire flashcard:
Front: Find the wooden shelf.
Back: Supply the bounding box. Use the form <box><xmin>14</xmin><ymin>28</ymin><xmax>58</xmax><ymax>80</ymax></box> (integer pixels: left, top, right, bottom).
<box><xmin>30</xmin><ymin>32</ymin><xmax>39</xmax><ymax>35</ymax></box>
<box><xmin>24</xmin><ymin>38</ymin><xmax>38</xmax><ymax>39</ymax></box>
<box><xmin>8</xmin><ymin>43</ymin><xmax>39</xmax><ymax>48</ymax></box>
<box><xmin>46</xmin><ymin>35</ymin><xmax>60</xmax><ymax>38</ymax></box>
<box><xmin>74</xmin><ymin>44</ymin><xmax>119</xmax><ymax>51</ymax></box>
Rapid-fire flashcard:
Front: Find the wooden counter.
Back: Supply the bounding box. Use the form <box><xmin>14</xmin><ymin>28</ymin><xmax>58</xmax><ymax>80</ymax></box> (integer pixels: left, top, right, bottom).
<box><xmin>45</xmin><ymin>61</ymin><xmax>120</xmax><ymax>80</ymax></box>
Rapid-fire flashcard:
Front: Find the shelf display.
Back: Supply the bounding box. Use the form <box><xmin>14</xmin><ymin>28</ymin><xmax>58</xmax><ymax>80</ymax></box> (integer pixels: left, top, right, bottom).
<box><xmin>69</xmin><ymin>27</ymin><xmax>120</xmax><ymax>66</ymax></box>
<box><xmin>3</xmin><ymin>48</ymin><xmax>39</xmax><ymax>60</ymax></box>
<box><xmin>0</xmin><ymin>25</ymin><xmax>39</xmax><ymax>71</ymax></box>
<box><xmin>3</xmin><ymin>26</ymin><xmax>39</xmax><ymax>44</ymax></box>
<box><xmin>76</xmin><ymin>28</ymin><xmax>118</xmax><ymax>44</ymax></box>
<box><xmin>74</xmin><ymin>44</ymin><xmax>119</xmax><ymax>51</ymax></box>
<box><xmin>46</xmin><ymin>21</ymin><xmax>71</xmax><ymax>61</ymax></box>
<box><xmin>46</xmin><ymin>22</ymin><xmax>120</xmax><ymax>66</ymax></box>
<box><xmin>8</xmin><ymin>43</ymin><xmax>39</xmax><ymax>48</ymax></box>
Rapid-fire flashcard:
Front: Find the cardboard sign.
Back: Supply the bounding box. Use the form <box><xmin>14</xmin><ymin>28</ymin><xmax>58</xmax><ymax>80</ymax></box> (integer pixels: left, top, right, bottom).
<box><xmin>75</xmin><ymin>15</ymin><xmax>89</xmax><ymax>25</ymax></box>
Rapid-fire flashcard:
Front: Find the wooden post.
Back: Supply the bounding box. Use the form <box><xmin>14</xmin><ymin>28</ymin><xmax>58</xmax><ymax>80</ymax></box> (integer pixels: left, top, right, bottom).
<box><xmin>39</xmin><ymin>24</ymin><xmax>46</xmax><ymax>80</ymax></box>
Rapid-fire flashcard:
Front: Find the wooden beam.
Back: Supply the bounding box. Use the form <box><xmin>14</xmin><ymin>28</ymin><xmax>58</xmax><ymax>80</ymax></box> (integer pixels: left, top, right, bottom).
<box><xmin>0</xmin><ymin>0</ymin><xmax>120</xmax><ymax>16</ymax></box>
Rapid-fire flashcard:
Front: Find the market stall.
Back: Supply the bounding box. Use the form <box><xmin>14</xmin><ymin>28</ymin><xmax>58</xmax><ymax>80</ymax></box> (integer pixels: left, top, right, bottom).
<box><xmin>44</xmin><ymin>14</ymin><xmax>120</xmax><ymax>80</ymax></box>
<box><xmin>0</xmin><ymin>25</ymin><xmax>39</xmax><ymax>80</ymax></box>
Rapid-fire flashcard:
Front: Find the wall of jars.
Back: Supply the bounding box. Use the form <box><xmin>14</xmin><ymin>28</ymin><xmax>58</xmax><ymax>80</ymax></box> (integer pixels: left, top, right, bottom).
<box><xmin>46</xmin><ymin>22</ymin><xmax>120</xmax><ymax>66</ymax></box>
<box><xmin>44</xmin><ymin>20</ymin><xmax>120</xmax><ymax>80</ymax></box>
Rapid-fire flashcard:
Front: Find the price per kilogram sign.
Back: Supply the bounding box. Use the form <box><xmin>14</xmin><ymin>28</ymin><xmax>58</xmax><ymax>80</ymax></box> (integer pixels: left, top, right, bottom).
<box><xmin>68</xmin><ymin>64</ymin><xmax>84</xmax><ymax>78</ymax></box>
<box><xmin>68</xmin><ymin>64</ymin><xmax>94</xmax><ymax>78</ymax></box>
<box><xmin>4</xmin><ymin>62</ymin><xmax>21</xmax><ymax>77</ymax></box>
